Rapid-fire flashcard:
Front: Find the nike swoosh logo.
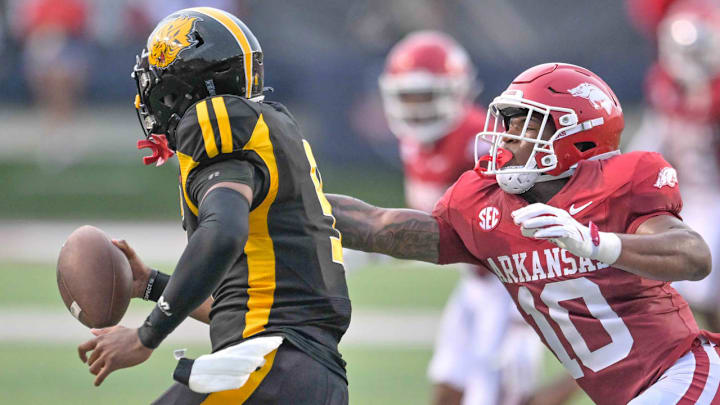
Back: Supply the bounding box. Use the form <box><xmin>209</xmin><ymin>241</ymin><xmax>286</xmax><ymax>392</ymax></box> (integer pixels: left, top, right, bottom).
<box><xmin>569</xmin><ymin>201</ymin><xmax>593</xmax><ymax>215</ymax></box>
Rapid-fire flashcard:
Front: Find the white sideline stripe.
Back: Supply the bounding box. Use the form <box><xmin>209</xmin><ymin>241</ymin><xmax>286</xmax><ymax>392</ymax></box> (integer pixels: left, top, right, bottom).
<box><xmin>0</xmin><ymin>309</ymin><xmax>441</xmax><ymax>346</ymax></box>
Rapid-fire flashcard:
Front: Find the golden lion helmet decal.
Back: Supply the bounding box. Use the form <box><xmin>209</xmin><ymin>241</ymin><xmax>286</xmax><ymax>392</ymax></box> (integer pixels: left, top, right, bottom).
<box><xmin>148</xmin><ymin>15</ymin><xmax>199</xmax><ymax>68</ymax></box>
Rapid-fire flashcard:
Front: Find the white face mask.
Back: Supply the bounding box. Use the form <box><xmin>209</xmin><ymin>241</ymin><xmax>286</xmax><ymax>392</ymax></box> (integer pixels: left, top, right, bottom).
<box><xmin>658</xmin><ymin>14</ymin><xmax>720</xmax><ymax>87</ymax></box>
<box><xmin>474</xmin><ymin>90</ymin><xmax>577</xmax><ymax>194</ymax></box>
<box><xmin>379</xmin><ymin>71</ymin><xmax>471</xmax><ymax>144</ymax></box>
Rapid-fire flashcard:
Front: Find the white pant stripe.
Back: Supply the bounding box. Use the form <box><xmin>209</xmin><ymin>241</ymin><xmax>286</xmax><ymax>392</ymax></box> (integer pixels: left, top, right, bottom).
<box><xmin>627</xmin><ymin>349</ymin><xmax>696</xmax><ymax>404</ymax></box>
<box><xmin>696</xmin><ymin>344</ymin><xmax>720</xmax><ymax>404</ymax></box>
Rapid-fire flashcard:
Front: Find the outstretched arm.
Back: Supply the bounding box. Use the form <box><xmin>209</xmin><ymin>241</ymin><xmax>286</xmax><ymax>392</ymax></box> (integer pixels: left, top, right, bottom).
<box><xmin>327</xmin><ymin>194</ymin><xmax>440</xmax><ymax>263</ymax></box>
<box><xmin>514</xmin><ymin>204</ymin><xmax>711</xmax><ymax>282</ymax></box>
<box><xmin>613</xmin><ymin>214</ymin><xmax>711</xmax><ymax>281</ymax></box>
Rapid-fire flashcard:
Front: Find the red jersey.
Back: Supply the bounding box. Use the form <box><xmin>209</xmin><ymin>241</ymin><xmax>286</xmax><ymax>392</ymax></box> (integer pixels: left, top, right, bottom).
<box><xmin>400</xmin><ymin>106</ymin><xmax>487</xmax><ymax>212</ymax></box>
<box><xmin>433</xmin><ymin>151</ymin><xmax>703</xmax><ymax>405</ymax></box>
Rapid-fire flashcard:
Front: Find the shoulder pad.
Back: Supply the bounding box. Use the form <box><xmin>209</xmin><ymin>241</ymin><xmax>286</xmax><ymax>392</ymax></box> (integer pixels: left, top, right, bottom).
<box><xmin>175</xmin><ymin>95</ymin><xmax>261</xmax><ymax>163</ymax></box>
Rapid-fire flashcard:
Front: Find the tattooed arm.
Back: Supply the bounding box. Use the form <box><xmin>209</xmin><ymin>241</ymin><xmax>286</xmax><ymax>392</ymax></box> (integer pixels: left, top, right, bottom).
<box><xmin>327</xmin><ymin>194</ymin><xmax>439</xmax><ymax>263</ymax></box>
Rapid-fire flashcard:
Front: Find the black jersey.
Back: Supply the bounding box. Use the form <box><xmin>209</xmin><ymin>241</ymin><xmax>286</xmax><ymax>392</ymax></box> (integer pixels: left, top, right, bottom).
<box><xmin>173</xmin><ymin>95</ymin><xmax>351</xmax><ymax>380</ymax></box>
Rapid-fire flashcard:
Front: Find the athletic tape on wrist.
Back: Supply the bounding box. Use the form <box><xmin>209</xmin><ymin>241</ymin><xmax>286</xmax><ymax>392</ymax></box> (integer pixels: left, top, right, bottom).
<box><xmin>592</xmin><ymin>232</ymin><xmax>622</xmax><ymax>265</ymax></box>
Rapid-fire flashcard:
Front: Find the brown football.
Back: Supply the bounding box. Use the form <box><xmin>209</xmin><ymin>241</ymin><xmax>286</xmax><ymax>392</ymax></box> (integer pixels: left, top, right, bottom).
<box><xmin>56</xmin><ymin>225</ymin><xmax>132</xmax><ymax>328</ymax></box>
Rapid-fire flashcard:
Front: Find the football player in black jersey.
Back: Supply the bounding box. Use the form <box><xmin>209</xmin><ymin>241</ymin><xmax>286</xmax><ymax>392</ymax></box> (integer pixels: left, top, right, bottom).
<box><xmin>77</xmin><ymin>7</ymin><xmax>351</xmax><ymax>404</ymax></box>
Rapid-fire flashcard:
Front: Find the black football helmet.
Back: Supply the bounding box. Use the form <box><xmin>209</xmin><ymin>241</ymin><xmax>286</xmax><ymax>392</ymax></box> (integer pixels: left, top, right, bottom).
<box><xmin>132</xmin><ymin>7</ymin><xmax>264</xmax><ymax>149</ymax></box>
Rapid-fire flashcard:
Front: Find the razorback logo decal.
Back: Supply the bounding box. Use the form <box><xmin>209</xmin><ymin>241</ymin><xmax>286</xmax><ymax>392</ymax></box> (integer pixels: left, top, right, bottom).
<box><xmin>148</xmin><ymin>15</ymin><xmax>199</xmax><ymax>68</ymax></box>
<box><xmin>568</xmin><ymin>82</ymin><xmax>615</xmax><ymax>114</ymax></box>
<box><xmin>653</xmin><ymin>167</ymin><xmax>678</xmax><ymax>189</ymax></box>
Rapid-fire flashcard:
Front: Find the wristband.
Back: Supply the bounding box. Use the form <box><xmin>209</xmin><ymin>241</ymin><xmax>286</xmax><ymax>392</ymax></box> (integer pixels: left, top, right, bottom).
<box><xmin>142</xmin><ymin>269</ymin><xmax>158</xmax><ymax>300</ymax></box>
<box><xmin>595</xmin><ymin>232</ymin><xmax>622</xmax><ymax>265</ymax></box>
<box><xmin>148</xmin><ymin>270</ymin><xmax>171</xmax><ymax>302</ymax></box>
<box><xmin>589</xmin><ymin>222</ymin><xmax>622</xmax><ymax>264</ymax></box>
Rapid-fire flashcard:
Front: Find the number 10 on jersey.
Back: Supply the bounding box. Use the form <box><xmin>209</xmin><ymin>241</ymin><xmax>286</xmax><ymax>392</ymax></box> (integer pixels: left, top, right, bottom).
<box><xmin>518</xmin><ymin>278</ymin><xmax>633</xmax><ymax>378</ymax></box>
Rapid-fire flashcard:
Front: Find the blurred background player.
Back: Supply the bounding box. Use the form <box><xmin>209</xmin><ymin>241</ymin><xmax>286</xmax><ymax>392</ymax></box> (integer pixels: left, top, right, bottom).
<box><xmin>379</xmin><ymin>31</ymin><xmax>482</xmax><ymax>213</ymax></box>
<box><xmin>16</xmin><ymin>0</ymin><xmax>89</xmax><ymax>165</ymax></box>
<box><xmin>378</xmin><ymin>31</ymin><xmax>577</xmax><ymax>405</ymax></box>
<box><xmin>628</xmin><ymin>0</ymin><xmax>720</xmax><ymax>331</ymax></box>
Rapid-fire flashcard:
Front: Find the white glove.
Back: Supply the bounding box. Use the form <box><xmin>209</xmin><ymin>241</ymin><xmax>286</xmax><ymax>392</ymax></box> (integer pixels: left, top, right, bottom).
<box><xmin>511</xmin><ymin>203</ymin><xmax>622</xmax><ymax>265</ymax></box>
<box><xmin>186</xmin><ymin>336</ymin><xmax>283</xmax><ymax>393</ymax></box>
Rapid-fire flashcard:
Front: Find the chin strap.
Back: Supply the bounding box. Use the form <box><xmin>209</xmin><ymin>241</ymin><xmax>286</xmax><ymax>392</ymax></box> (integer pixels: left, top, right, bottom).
<box><xmin>137</xmin><ymin>134</ymin><xmax>175</xmax><ymax>166</ymax></box>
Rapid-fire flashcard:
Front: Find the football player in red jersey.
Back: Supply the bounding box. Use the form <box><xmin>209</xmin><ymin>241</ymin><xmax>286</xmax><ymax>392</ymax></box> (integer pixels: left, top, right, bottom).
<box><xmin>630</xmin><ymin>0</ymin><xmax>720</xmax><ymax>332</ymax></box>
<box><xmin>328</xmin><ymin>63</ymin><xmax>720</xmax><ymax>404</ymax></box>
<box><xmin>379</xmin><ymin>31</ymin><xmax>576</xmax><ymax>405</ymax></box>
<box><xmin>379</xmin><ymin>31</ymin><xmax>483</xmax><ymax>212</ymax></box>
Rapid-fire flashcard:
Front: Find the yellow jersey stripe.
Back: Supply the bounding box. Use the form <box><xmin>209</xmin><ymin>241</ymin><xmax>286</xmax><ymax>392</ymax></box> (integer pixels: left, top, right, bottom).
<box><xmin>196</xmin><ymin>100</ymin><xmax>219</xmax><ymax>158</ymax></box>
<box><xmin>176</xmin><ymin>152</ymin><xmax>200</xmax><ymax>216</ymax></box>
<box><xmin>211</xmin><ymin>97</ymin><xmax>233</xmax><ymax>153</ymax></box>
<box><xmin>242</xmin><ymin>114</ymin><xmax>279</xmax><ymax>338</ymax></box>
<box><xmin>302</xmin><ymin>140</ymin><xmax>333</xmax><ymax>215</ymax></box>
<box><xmin>190</xmin><ymin>7</ymin><xmax>253</xmax><ymax>98</ymax></box>
<box><xmin>302</xmin><ymin>140</ymin><xmax>344</xmax><ymax>264</ymax></box>
<box><xmin>200</xmin><ymin>348</ymin><xmax>278</xmax><ymax>404</ymax></box>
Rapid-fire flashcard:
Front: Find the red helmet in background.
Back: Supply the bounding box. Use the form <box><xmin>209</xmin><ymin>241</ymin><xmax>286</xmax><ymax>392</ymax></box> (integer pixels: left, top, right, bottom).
<box><xmin>657</xmin><ymin>0</ymin><xmax>720</xmax><ymax>86</ymax></box>
<box><xmin>626</xmin><ymin>0</ymin><xmax>679</xmax><ymax>37</ymax></box>
<box><xmin>478</xmin><ymin>63</ymin><xmax>624</xmax><ymax>193</ymax></box>
<box><xmin>379</xmin><ymin>31</ymin><xmax>475</xmax><ymax>144</ymax></box>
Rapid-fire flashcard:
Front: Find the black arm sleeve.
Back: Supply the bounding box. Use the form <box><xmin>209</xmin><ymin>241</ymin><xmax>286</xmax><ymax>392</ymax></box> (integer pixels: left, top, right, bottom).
<box><xmin>188</xmin><ymin>159</ymin><xmax>266</xmax><ymax>211</ymax></box>
<box><xmin>137</xmin><ymin>187</ymin><xmax>250</xmax><ymax>348</ymax></box>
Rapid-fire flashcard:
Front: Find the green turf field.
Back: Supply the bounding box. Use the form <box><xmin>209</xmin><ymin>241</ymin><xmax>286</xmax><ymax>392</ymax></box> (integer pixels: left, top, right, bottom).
<box><xmin>0</xmin><ymin>161</ymin><xmax>406</xmax><ymax>220</ymax></box>
<box><xmin>0</xmin><ymin>262</ymin><xmax>462</xmax><ymax>310</ymax></box>
<box><xmin>0</xmin><ymin>342</ymin><xmax>434</xmax><ymax>405</ymax></box>
<box><xmin>0</xmin><ymin>261</ymin><xmax>591</xmax><ymax>404</ymax></box>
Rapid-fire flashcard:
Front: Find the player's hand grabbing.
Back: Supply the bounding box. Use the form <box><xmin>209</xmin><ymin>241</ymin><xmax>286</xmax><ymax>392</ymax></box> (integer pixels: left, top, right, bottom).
<box><xmin>112</xmin><ymin>239</ymin><xmax>152</xmax><ymax>299</ymax></box>
<box><xmin>511</xmin><ymin>203</ymin><xmax>622</xmax><ymax>265</ymax></box>
<box><xmin>78</xmin><ymin>325</ymin><xmax>153</xmax><ymax>386</ymax></box>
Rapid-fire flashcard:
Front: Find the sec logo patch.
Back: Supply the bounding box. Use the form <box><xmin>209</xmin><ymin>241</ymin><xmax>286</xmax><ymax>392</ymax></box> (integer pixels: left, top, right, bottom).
<box><xmin>478</xmin><ymin>206</ymin><xmax>500</xmax><ymax>231</ymax></box>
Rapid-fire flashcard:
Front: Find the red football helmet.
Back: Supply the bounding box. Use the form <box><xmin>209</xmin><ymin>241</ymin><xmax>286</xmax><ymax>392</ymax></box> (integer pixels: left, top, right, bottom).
<box><xmin>657</xmin><ymin>0</ymin><xmax>720</xmax><ymax>86</ymax></box>
<box><xmin>478</xmin><ymin>63</ymin><xmax>624</xmax><ymax>192</ymax></box>
<box><xmin>626</xmin><ymin>0</ymin><xmax>679</xmax><ymax>37</ymax></box>
<box><xmin>379</xmin><ymin>31</ymin><xmax>475</xmax><ymax>144</ymax></box>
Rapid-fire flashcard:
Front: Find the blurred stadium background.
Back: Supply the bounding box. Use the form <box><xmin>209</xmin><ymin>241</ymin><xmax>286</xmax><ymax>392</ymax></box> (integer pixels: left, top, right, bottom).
<box><xmin>0</xmin><ymin>0</ymin><xmax>656</xmax><ymax>403</ymax></box>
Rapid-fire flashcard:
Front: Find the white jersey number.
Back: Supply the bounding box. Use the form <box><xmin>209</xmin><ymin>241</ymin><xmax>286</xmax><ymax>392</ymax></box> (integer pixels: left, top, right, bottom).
<box><xmin>518</xmin><ymin>278</ymin><xmax>633</xmax><ymax>378</ymax></box>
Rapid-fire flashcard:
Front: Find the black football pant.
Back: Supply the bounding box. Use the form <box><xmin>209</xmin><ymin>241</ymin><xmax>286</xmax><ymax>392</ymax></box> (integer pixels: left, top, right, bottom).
<box><xmin>151</xmin><ymin>342</ymin><xmax>348</xmax><ymax>405</ymax></box>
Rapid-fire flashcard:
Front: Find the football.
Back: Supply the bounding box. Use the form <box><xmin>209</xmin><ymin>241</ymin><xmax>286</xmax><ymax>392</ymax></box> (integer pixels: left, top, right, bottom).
<box><xmin>56</xmin><ymin>225</ymin><xmax>133</xmax><ymax>328</ymax></box>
